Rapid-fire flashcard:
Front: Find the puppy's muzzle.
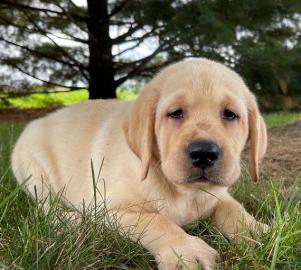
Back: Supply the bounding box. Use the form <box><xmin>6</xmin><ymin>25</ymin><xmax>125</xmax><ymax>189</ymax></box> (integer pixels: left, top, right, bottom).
<box><xmin>187</xmin><ymin>140</ymin><xmax>221</xmax><ymax>168</ymax></box>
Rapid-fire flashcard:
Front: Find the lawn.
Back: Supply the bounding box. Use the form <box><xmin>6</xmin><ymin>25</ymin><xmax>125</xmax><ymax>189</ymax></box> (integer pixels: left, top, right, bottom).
<box><xmin>264</xmin><ymin>112</ymin><xmax>301</xmax><ymax>128</ymax></box>
<box><xmin>0</xmin><ymin>88</ymin><xmax>137</xmax><ymax>109</ymax></box>
<box><xmin>0</xmin><ymin>112</ymin><xmax>300</xmax><ymax>269</ymax></box>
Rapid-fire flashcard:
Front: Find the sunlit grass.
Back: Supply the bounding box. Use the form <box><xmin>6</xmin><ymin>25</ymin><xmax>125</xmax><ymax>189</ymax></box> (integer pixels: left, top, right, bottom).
<box><xmin>116</xmin><ymin>88</ymin><xmax>138</xmax><ymax>100</ymax></box>
<box><xmin>0</xmin><ymin>88</ymin><xmax>138</xmax><ymax>109</ymax></box>
<box><xmin>5</xmin><ymin>90</ymin><xmax>88</xmax><ymax>109</ymax></box>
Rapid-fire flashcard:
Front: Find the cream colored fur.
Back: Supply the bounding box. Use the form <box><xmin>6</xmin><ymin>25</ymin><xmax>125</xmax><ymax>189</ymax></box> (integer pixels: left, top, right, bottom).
<box><xmin>12</xmin><ymin>58</ymin><xmax>268</xmax><ymax>270</ymax></box>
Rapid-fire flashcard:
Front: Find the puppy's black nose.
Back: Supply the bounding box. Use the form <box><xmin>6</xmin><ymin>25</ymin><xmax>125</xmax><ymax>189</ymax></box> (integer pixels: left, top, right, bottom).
<box><xmin>187</xmin><ymin>140</ymin><xmax>221</xmax><ymax>168</ymax></box>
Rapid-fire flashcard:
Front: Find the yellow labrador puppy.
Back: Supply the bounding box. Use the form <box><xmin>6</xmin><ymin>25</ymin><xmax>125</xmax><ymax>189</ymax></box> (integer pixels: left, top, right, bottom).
<box><xmin>12</xmin><ymin>58</ymin><xmax>268</xmax><ymax>270</ymax></box>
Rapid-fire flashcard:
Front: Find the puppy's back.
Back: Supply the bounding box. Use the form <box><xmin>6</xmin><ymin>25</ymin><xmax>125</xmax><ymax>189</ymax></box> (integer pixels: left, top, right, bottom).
<box><xmin>11</xmin><ymin>99</ymin><xmax>131</xmax><ymax>204</ymax></box>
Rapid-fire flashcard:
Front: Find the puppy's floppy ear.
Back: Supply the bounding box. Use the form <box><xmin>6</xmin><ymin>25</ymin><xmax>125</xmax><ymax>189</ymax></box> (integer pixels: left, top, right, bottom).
<box><xmin>247</xmin><ymin>94</ymin><xmax>268</xmax><ymax>183</ymax></box>
<box><xmin>123</xmin><ymin>86</ymin><xmax>159</xmax><ymax>181</ymax></box>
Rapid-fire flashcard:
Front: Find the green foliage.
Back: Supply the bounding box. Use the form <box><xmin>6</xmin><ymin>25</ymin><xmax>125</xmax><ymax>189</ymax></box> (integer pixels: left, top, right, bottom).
<box><xmin>1</xmin><ymin>0</ymin><xmax>301</xmax><ymax>105</ymax></box>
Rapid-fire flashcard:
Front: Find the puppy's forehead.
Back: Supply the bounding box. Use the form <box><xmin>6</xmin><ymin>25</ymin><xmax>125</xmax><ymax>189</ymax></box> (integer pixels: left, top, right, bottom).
<box><xmin>155</xmin><ymin>59</ymin><xmax>249</xmax><ymax>102</ymax></box>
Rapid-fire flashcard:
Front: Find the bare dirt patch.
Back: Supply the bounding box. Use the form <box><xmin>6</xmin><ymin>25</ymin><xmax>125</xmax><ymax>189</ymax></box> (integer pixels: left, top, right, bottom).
<box><xmin>262</xmin><ymin>120</ymin><xmax>301</xmax><ymax>181</ymax></box>
<box><xmin>0</xmin><ymin>108</ymin><xmax>59</xmax><ymax>122</ymax></box>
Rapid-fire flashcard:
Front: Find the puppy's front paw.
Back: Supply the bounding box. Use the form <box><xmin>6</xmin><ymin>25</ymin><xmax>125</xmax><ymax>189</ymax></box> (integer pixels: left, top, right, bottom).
<box><xmin>156</xmin><ymin>236</ymin><xmax>219</xmax><ymax>270</ymax></box>
<box><xmin>250</xmin><ymin>221</ymin><xmax>270</xmax><ymax>234</ymax></box>
<box><xmin>228</xmin><ymin>221</ymin><xmax>270</xmax><ymax>244</ymax></box>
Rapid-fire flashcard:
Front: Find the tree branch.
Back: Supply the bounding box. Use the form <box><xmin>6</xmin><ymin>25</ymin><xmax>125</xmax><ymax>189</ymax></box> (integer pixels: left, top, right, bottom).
<box><xmin>109</xmin><ymin>19</ymin><xmax>134</xmax><ymax>26</ymax></box>
<box><xmin>2</xmin><ymin>0</ymin><xmax>87</xmax><ymax>22</ymax></box>
<box><xmin>57</xmin><ymin>31</ymin><xmax>88</xmax><ymax>44</ymax></box>
<box><xmin>112</xmin><ymin>23</ymin><xmax>144</xmax><ymax>44</ymax></box>
<box><xmin>109</xmin><ymin>0</ymin><xmax>130</xmax><ymax>17</ymax></box>
<box><xmin>0</xmin><ymin>36</ymin><xmax>88</xmax><ymax>72</ymax></box>
<box><xmin>113</xmin><ymin>27</ymin><xmax>159</xmax><ymax>59</ymax></box>
<box><xmin>115</xmin><ymin>43</ymin><xmax>167</xmax><ymax>86</ymax></box>
<box><xmin>2</xmin><ymin>1</ymin><xmax>63</xmax><ymax>15</ymax></box>
<box><xmin>54</xmin><ymin>1</ymin><xmax>88</xmax><ymax>32</ymax></box>
<box><xmin>0</xmin><ymin>16</ymin><xmax>88</xmax><ymax>44</ymax></box>
<box><xmin>21</xmin><ymin>10</ymin><xmax>89</xmax><ymax>80</ymax></box>
<box><xmin>113</xmin><ymin>41</ymin><xmax>142</xmax><ymax>58</ymax></box>
<box><xmin>114</xmin><ymin>25</ymin><xmax>163</xmax><ymax>47</ymax></box>
<box><xmin>7</xmin><ymin>62</ymin><xmax>85</xmax><ymax>90</ymax></box>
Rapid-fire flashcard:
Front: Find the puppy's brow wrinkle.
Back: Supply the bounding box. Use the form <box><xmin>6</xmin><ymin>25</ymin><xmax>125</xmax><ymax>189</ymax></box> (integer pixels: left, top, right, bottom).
<box><xmin>197</xmin><ymin>122</ymin><xmax>211</xmax><ymax>131</ymax></box>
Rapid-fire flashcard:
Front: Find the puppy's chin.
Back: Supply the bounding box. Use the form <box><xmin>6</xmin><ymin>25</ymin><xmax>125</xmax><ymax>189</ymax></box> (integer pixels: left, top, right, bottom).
<box><xmin>183</xmin><ymin>162</ymin><xmax>241</xmax><ymax>188</ymax></box>
<box><xmin>162</xmin><ymin>169</ymin><xmax>240</xmax><ymax>188</ymax></box>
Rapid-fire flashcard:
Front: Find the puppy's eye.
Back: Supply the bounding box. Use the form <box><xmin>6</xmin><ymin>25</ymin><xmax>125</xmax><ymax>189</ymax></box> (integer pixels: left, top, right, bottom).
<box><xmin>223</xmin><ymin>109</ymin><xmax>238</xmax><ymax>121</ymax></box>
<box><xmin>167</xmin><ymin>109</ymin><xmax>184</xmax><ymax>119</ymax></box>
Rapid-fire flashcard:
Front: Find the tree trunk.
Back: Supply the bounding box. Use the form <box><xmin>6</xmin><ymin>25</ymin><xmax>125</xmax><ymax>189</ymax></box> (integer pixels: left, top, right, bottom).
<box><xmin>87</xmin><ymin>0</ymin><xmax>116</xmax><ymax>99</ymax></box>
<box><xmin>281</xmin><ymin>95</ymin><xmax>294</xmax><ymax>111</ymax></box>
<box><xmin>276</xmin><ymin>78</ymin><xmax>294</xmax><ymax>111</ymax></box>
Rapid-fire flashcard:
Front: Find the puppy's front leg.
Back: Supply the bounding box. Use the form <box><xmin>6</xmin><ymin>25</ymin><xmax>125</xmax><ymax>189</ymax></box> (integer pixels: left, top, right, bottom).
<box><xmin>117</xmin><ymin>211</ymin><xmax>218</xmax><ymax>270</ymax></box>
<box><xmin>211</xmin><ymin>193</ymin><xmax>269</xmax><ymax>238</ymax></box>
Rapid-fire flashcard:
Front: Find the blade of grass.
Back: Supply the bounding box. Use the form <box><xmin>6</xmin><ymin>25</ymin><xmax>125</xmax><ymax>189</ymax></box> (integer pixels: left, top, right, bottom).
<box><xmin>270</xmin><ymin>182</ymin><xmax>284</xmax><ymax>270</ymax></box>
<box><xmin>0</xmin><ymin>176</ymin><xmax>31</xmax><ymax>210</ymax></box>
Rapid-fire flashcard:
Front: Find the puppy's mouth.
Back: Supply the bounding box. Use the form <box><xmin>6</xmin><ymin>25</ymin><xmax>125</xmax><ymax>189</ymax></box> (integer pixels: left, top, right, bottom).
<box><xmin>186</xmin><ymin>172</ymin><xmax>222</xmax><ymax>185</ymax></box>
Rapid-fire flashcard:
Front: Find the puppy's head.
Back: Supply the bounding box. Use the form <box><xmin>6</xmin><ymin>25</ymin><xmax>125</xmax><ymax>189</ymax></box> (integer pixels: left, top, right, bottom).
<box><xmin>123</xmin><ymin>58</ymin><xmax>267</xmax><ymax>187</ymax></box>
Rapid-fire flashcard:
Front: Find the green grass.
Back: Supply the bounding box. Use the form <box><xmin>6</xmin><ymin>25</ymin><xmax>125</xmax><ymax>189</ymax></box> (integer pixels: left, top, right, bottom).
<box><xmin>0</xmin><ymin>121</ymin><xmax>300</xmax><ymax>269</ymax></box>
<box><xmin>0</xmin><ymin>88</ymin><xmax>137</xmax><ymax>109</ymax></box>
<box><xmin>5</xmin><ymin>90</ymin><xmax>89</xmax><ymax>109</ymax></box>
<box><xmin>264</xmin><ymin>112</ymin><xmax>301</xmax><ymax>128</ymax></box>
<box><xmin>0</xmin><ymin>122</ymin><xmax>153</xmax><ymax>269</ymax></box>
